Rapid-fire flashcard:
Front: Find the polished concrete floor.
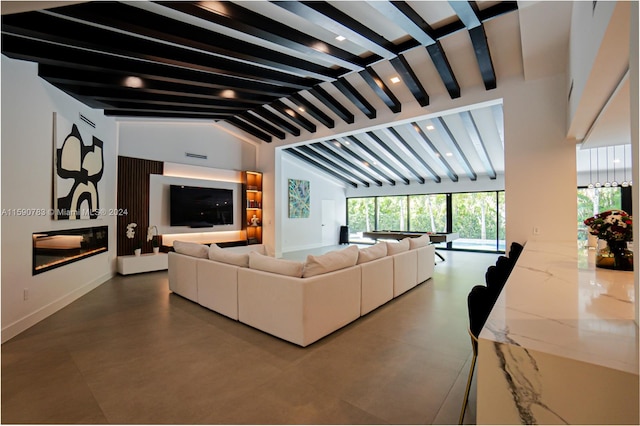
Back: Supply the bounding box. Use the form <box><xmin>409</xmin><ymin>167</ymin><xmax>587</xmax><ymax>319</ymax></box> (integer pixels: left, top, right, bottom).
<box><xmin>2</xmin><ymin>249</ymin><xmax>500</xmax><ymax>424</ymax></box>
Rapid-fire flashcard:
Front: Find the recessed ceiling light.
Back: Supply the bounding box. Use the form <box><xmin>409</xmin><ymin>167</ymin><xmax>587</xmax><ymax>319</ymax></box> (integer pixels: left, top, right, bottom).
<box><xmin>220</xmin><ymin>89</ymin><xmax>236</xmax><ymax>99</ymax></box>
<box><xmin>426</xmin><ymin>125</ymin><xmax>435</xmax><ymax>131</ymax></box>
<box><xmin>445</xmin><ymin>152</ymin><xmax>453</xmax><ymax>157</ymax></box>
<box><xmin>298</xmin><ymin>107</ymin><xmax>305</xmax><ymax>112</ymax></box>
<box><xmin>390</xmin><ymin>76</ymin><xmax>401</xmax><ymax>84</ymax></box>
<box><xmin>124</xmin><ymin>76</ymin><xmax>143</xmax><ymax>88</ymax></box>
<box><xmin>335</xmin><ymin>35</ymin><xmax>346</xmax><ymax>42</ymax></box>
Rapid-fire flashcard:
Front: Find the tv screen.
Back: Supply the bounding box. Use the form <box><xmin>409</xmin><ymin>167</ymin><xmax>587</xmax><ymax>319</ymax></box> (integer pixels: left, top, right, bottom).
<box><xmin>170</xmin><ymin>185</ymin><xmax>234</xmax><ymax>227</ymax></box>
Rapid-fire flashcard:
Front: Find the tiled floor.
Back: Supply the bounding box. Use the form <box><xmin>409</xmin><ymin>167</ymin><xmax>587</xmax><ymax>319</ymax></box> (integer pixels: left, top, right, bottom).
<box><xmin>1</xmin><ymin>249</ymin><xmax>499</xmax><ymax>424</ymax></box>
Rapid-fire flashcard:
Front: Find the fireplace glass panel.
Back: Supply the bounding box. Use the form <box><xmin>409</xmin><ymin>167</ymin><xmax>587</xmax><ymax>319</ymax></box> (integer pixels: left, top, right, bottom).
<box><xmin>33</xmin><ymin>226</ymin><xmax>108</xmax><ymax>275</ymax></box>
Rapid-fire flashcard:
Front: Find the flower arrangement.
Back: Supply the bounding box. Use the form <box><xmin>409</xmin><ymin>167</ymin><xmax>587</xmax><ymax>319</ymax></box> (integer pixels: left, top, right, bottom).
<box><xmin>583</xmin><ymin>210</ymin><xmax>633</xmax><ymax>242</ymax></box>
<box><xmin>126</xmin><ymin>223</ymin><xmax>141</xmax><ymax>249</ymax></box>
<box><xmin>147</xmin><ymin>225</ymin><xmax>159</xmax><ymax>248</ymax></box>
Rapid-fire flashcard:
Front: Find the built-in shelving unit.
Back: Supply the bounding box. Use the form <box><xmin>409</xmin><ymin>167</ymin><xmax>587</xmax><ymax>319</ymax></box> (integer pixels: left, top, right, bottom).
<box><xmin>243</xmin><ymin>171</ymin><xmax>262</xmax><ymax>244</ymax></box>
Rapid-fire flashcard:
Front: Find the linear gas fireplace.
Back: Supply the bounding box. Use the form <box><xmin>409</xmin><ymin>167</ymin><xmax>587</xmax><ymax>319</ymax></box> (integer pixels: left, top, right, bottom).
<box><xmin>33</xmin><ymin>226</ymin><xmax>108</xmax><ymax>275</ymax></box>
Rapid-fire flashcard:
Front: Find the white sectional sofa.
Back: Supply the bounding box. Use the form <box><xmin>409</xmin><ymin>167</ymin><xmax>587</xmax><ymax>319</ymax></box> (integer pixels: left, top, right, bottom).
<box><xmin>168</xmin><ymin>237</ymin><xmax>436</xmax><ymax>347</ymax></box>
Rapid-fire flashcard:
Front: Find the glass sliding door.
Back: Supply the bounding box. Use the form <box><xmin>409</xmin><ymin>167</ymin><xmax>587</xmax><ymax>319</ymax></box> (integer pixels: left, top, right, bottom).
<box><xmin>408</xmin><ymin>194</ymin><xmax>447</xmax><ymax>233</ymax></box>
<box><xmin>451</xmin><ymin>192</ymin><xmax>501</xmax><ymax>251</ymax></box>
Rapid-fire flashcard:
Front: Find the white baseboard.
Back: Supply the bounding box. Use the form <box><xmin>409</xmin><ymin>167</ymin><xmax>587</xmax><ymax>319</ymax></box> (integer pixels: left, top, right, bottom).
<box><xmin>1</xmin><ymin>272</ymin><xmax>114</xmax><ymax>344</ymax></box>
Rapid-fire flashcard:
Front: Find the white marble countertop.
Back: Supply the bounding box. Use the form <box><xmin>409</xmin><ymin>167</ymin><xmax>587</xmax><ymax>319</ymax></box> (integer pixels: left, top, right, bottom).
<box><xmin>479</xmin><ymin>239</ymin><xmax>638</xmax><ymax>375</ymax></box>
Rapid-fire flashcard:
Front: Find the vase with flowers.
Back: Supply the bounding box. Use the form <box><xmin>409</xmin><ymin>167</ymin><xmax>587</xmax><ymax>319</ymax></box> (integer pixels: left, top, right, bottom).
<box><xmin>126</xmin><ymin>223</ymin><xmax>142</xmax><ymax>256</ymax></box>
<box><xmin>583</xmin><ymin>210</ymin><xmax>633</xmax><ymax>271</ymax></box>
<box><xmin>147</xmin><ymin>225</ymin><xmax>160</xmax><ymax>254</ymax></box>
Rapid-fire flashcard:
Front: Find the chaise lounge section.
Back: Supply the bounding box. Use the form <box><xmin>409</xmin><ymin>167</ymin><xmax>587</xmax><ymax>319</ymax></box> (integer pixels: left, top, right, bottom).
<box><xmin>168</xmin><ymin>237</ymin><xmax>435</xmax><ymax>346</ymax></box>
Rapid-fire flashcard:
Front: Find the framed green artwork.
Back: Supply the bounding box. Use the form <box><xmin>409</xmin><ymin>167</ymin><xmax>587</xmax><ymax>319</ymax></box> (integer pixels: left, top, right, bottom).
<box><xmin>288</xmin><ymin>179</ymin><xmax>310</xmax><ymax>218</ymax></box>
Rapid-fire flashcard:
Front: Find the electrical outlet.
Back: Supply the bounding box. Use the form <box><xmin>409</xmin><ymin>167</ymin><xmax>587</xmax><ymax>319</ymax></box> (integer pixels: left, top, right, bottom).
<box><xmin>23</xmin><ymin>288</ymin><xmax>29</xmax><ymax>301</ymax></box>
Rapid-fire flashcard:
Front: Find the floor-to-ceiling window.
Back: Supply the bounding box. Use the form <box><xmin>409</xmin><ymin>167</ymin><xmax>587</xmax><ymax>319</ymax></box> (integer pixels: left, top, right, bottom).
<box><xmin>347</xmin><ymin>191</ymin><xmax>505</xmax><ymax>253</ymax></box>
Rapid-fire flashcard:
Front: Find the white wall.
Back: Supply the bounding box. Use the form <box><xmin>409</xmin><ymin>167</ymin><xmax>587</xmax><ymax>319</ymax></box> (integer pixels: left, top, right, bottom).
<box><xmin>277</xmin><ymin>154</ymin><xmax>347</xmax><ymax>254</ymax></box>
<box><xmin>118</xmin><ymin>120</ymin><xmax>256</xmax><ymax>170</ymax></box>
<box><xmin>1</xmin><ymin>56</ymin><xmax>118</xmax><ymax>343</ymax></box>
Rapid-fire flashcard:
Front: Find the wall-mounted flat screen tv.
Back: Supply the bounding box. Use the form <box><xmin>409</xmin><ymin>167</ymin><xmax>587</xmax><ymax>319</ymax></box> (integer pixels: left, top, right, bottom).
<box><xmin>170</xmin><ymin>185</ymin><xmax>234</xmax><ymax>227</ymax></box>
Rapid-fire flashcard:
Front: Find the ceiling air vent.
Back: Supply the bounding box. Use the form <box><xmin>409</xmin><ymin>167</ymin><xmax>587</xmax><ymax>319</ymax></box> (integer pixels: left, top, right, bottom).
<box><xmin>79</xmin><ymin>113</ymin><xmax>95</xmax><ymax>128</ymax></box>
<box><xmin>185</xmin><ymin>152</ymin><xmax>207</xmax><ymax>160</ymax></box>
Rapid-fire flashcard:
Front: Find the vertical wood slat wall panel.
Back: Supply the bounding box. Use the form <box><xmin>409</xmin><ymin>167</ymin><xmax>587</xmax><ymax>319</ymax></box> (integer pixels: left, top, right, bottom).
<box><xmin>117</xmin><ymin>156</ymin><xmax>163</xmax><ymax>256</ymax></box>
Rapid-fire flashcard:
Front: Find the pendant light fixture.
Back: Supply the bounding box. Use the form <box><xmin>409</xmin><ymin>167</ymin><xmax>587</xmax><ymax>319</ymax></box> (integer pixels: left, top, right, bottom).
<box><xmin>611</xmin><ymin>145</ymin><xmax>619</xmax><ymax>187</ymax></box>
<box><xmin>604</xmin><ymin>146</ymin><xmax>611</xmax><ymax>187</ymax></box>
<box><xmin>621</xmin><ymin>145</ymin><xmax>629</xmax><ymax>187</ymax></box>
<box><xmin>595</xmin><ymin>148</ymin><xmax>602</xmax><ymax>188</ymax></box>
<box><xmin>587</xmin><ymin>149</ymin><xmax>594</xmax><ymax>189</ymax></box>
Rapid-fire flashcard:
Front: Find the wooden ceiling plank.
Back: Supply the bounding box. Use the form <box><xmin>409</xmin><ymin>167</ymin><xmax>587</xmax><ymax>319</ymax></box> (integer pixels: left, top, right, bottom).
<box><xmin>360</xmin><ymin>67</ymin><xmax>402</xmax><ymax>114</ymax></box>
<box><xmin>333</xmin><ymin>78</ymin><xmax>377</xmax><ymax>119</ymax></box>
<box><xmin>411</xmin><ymin>122</ymin><xmax>459</xmax><ymax>182</ymax></box>
<box><xmin>345</xmin><ymin>135</ymin><xmax>410</xmax><ymax>185</ymax></box>
<box><xmin>386</xmin><ymin>127</ymin><xmax>441</xmax><ymax>183</ymax></box>
<box><xmin>366</xmin><ymin>131</ymin><xmax>425</xmax><ymax>184</ymax></box>
<box><xmin>252</xmin><ymin>107</ymin><xmax>301</xmax><ymax>137</ymax></box>
<box><xmin>289</xmin><ymin>93</ymin><xmax>335</xmax><ymax>129</ymax></box>
<box><xmin>271</xmin><ymin>100</ymin><xmax>317</xmax><ymax>133</ymax></box>
<box><xmin>227</xmin><ymin>117</ymin><xmax>273</xmax><ymax>143</ymax></box>
<box><xmin>325</xmin><ymin>139</ymin><xmax>396</xmax><ymax>186</ymax></box>
<box><xmin>390</xmin><ymin>55</ymin><xmax>429</xmax><ymax>107</ymax></box>
<box><xmin>312</xmin><ymin>142</ymin><xmax>383</xmax><ymax>186</ymax></box>
<box><xmin>308</xmin><ymin>86</ymin><xmax>355</xmax><ymax>124</ymax></box>
<box><xmin>284</xmin><ymin>148</ymin><xmax>358</xmax><ymax>188</ymax></box>
<box><xmin>160</xmin><ymin>1</ymin><xmax>374</xmax><ymax>71</ymax></box>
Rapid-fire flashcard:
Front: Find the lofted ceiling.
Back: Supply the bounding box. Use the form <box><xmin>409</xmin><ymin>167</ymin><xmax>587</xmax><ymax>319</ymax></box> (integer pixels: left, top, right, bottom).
<box><xmin>1</xmin><ymin>1</ymin><xmax>585</xmax><ymax>188</ymax></box>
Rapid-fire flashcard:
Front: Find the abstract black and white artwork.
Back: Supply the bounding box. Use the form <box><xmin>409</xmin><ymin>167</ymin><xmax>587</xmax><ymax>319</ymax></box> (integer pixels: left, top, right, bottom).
<box><xmin>53</xmin><ymin>112</ymin><xmax>104</xmax><ymax>220</ymax></box>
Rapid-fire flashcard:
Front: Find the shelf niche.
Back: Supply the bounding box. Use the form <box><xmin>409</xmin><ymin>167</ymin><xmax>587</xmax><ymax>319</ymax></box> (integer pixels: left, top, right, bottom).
<box><xmin>243</xmin><ymin>171</ymin><xmax>262</xmax><ymax>245</ymax></box>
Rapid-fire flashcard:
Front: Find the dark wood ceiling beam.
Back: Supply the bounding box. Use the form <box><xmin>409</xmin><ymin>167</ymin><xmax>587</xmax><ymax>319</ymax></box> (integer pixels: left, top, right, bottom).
<box><xmin>434</xmin><ymin>118</ymin><xmax>477</xmax><ymax>181</ymax></box>
<box><xmin>366</xmin><ymin>131</ymin><xmax>425</xmax><ymax>184</ymax></box>
<box><xmin>94</xmin><ymin>99</ymin><xmax>245</xmax><ymax>115</ymax></box>
<box><xmin>238</xmin><ymin>113</ymin><xmax>287</xmax><ymax>140</ymax></box>
<box><xmin>271</xmin><ymin>100</ymin><xmax>316</xmax><ymax>133</ymax></box>
<box><xmin>284</xmin><ymin>148</ymin><xmax>358</xmax><ymax>188</ymax></box>
<box><xmin>227</xmin><ymin>117</ymin><xmax>272</xmax><ymax>143</ymax></box>
<box><xmin>103</xmin><ymin>110</ymin><xmax>226</xmax><ymax>120</ymax></box>
<box><xmin>448</xmin><ymin>1</ymin><xmax>496</xmax><ymax>90</ymax></box>
<box><xmin>39</xmin><ymin>66</ymin><xmax>279</xmax><ymax>104</ymax></box>
<box><xmin>360</xmin><ymin>67</ymin><xmax>401</xmax><ymax>113</ymax></box>
<box><xmin>273</xmin><ymin>1</ymin><xmax>396</xmax><ymax>59</ymax></box>
<box><xmin>333</xmin><ymin>78</ymin><xmax>376</xmax><ymax>119</ymax></box>
<box><xmin>345</xmin><ymin>135</ymin><xmax>409</xmax><ymax>185</ymax></box>
<box><xmin>42</xmin><ymin>3</ymin><xmax>344</xmax><ymax>81</ymax></box>
<box><xmin>289</xmin><ymin>94</ymin><xmax>335</xmax><ymax>129</ymax></box>
<box><xmin>460</xmin><ymin>111</ymin><xmax>497</xmax><ymax>179</ymax></box>
<box><xmin>410</xmin><ymin>122</ymin><xmax>459</xmax><ymax>182</ymax></box>
<box><xmin>312</xmin><ymin>142</ymin><xmax>383</xmax><ymax>186</ymax></box>
<box><xmin>385</xmin><ymin>128</ymin><xmax>441</xmax><ymax>183</ymax></box>
<box><xmin>2</xmin><ymin>12</ymin><xmax>319</xmax><ymax>90</ymax></box>
<box><xmin>159</xmin><ymin>1</ymin><xmax>375</xmax><ymax>71</ymax></box>
<box><xmin>390</xmin><ymin>55</ymin><xmax>429</xmax><ymax>107</ymax></box>
<box><xmin>1</xmin><ymin>34</ymin><xmax>299</xmax><ymax>96</ymax></box>
<box><xmin>297</xmin><ymin>146</ymin><xmax>370</xmax><ymax>187</ymax></box>
<box><xmin>327</xmin><ymin>139</ymin><xmax>396</xmax><ymax>186</ymax></box>
<box><xmin>478</xmin><ymin>2</ymin><xmax>519</xmax><ymax>22</ymax></box>
<box><xmin>308</xmin><ymin>86</ymin><xmax>355</xmax><ymax>124</ymax></box>
<box><xmin>51</xmin><ymin>83</ymin><xmax>262</xmax><ymax>109</ymax></box>
<box><xmin>251</xmin><ymin>107</ymin><xmax>301</xmax><ymax>137</ymax></box>
<box><xmin>384</xmin><ymin>1</ymin><xmax>461</xmax><ymax>99</ymax></box>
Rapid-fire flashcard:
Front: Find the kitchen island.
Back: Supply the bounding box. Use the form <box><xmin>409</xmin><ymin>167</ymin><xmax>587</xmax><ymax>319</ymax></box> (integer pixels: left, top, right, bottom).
<box><xmin>477</xmin><ymin>239</ymin><xmax>638</xmax><ymax>424</ymax></box>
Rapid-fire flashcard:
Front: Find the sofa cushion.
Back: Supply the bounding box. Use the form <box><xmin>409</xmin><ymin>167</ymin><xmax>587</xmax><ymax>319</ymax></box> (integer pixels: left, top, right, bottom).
<box><xmin>173</xmin><ymin>240</ymin><xmax>209</xmax><ymax>258</ymax></box>
<box><xmin>208</xmin><ymin>244</ymin><xmax>250</xmax><ymax>267</ymax></box>
<box><xmin>409</xmin><ymin>234</ymin><xmax>430</xmax><ymax>249</ymax></box>
<box><xmin>249</xmin><ymin>251</ymin><xmax>304</xmax><ymax>277</ymax></box>
<box><xmin>357</xmin><ymin>242</ymin><xmax>388</xmax><ymax>264</ymax></box>
<box><xmin>386</xmin><ymin>238</ymin><xmax>411</xmax><ymax>255</ymax></box>
<box><xmin>303</xmin><ymin>245</ymin><xmax>359</xmax><ymax>278</ymax></box>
